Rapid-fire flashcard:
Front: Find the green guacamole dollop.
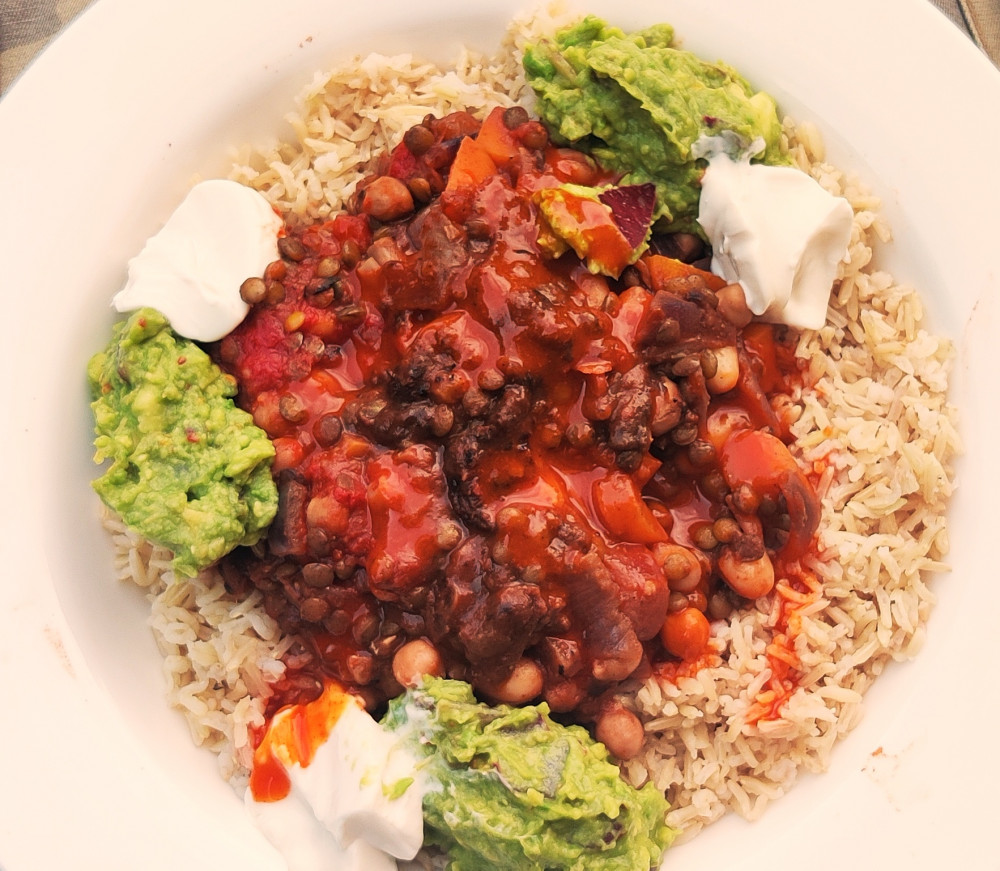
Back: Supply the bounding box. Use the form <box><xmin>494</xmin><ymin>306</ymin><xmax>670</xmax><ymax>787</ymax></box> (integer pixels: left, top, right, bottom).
<box><xmin>382</xmin><ymin>678</ymin><xmax>675</xmax><ymax>870</ymax></box>
<box><xmin>523</xmin><ymin>15</ymin><xmax>789</xmax><ymax>232</ymax></box>
<box><xmin>87</xmin><ymin>307</ymin><xmax>278</xmax><ymax>577</ymax></box>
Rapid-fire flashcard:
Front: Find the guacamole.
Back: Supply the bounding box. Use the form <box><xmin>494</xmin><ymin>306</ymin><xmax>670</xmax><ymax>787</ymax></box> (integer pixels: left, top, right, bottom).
<box><xmin>523</xmin><ymin>15</ymin><xmax>789</xmax><ymax>232</ymax></box>
<box><xmin>88</xmin><ymin>307</ymin><xmax>277</xmax><ymax>577</ymax></box>
<box><xmin>382</xmin><ymin>678</ymin><xmax>674</xmax><ymax>870</ymax></box>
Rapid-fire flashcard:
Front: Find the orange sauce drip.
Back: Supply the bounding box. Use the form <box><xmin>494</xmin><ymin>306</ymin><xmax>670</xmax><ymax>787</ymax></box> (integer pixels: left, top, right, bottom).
<box><xmin>743</xmin><ymin>565</ymin><xmax>823</xmax><ymax>724</ymax></box>
<box><xmin>249</xmin><ymin>682</ymin><xmax>353</xmax><ymax>802</ymax></box>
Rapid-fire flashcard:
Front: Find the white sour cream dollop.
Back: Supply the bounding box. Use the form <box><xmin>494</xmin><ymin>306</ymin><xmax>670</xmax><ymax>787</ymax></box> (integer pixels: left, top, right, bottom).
<box><xmin>696</xmin><ymin>137</ymin><xmax>854</xmax><ymax>330</ymax></box>
<box><xmin>245</xmin><ymin>688</ymin><xmax>425</xmax><ymax>871</ymax></box>
<box><xmin>112</xmin><ymin>179</ymin><xmax>282</xmax><ymax>341</ymax></box>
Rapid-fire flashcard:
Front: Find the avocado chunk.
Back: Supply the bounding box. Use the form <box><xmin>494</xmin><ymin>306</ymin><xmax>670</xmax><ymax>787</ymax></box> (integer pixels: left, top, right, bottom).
<box><xmin>383</xmin><ymin>678</ymin><xmax>675</xmax><ymax>870</ymax></box>
<box><xmin>524</xmin><ymin>15</ymin><xmax>789</xmax><ymax>232</ymax></box>
<box><xmin>88</xmin><ymin>307</ymin><xmax>278</xmax><ymax>577</ymax></box>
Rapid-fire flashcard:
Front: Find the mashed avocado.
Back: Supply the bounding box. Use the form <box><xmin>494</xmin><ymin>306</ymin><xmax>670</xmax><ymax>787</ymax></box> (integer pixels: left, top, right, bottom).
<box><xmin>382</xmin><ymin>678</ymin><xmax>674</xmax><ymax>870</ymax></box>
<box><xmin>523</xmin><ymin>15</ymin><xmax>789</xmax><ymax>232</ymax></box>
<box><xmin>88</xmin><ymin>307</ymin><xmax>277</xmax><ymax>577</ymax></box>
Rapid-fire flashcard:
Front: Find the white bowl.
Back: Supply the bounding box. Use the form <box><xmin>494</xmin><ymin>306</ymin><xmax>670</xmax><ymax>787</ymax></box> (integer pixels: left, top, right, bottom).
<box><xmin>1</xmin><ymin>1</ymin><xmax>997</xmax><ymax>868</ymax></box>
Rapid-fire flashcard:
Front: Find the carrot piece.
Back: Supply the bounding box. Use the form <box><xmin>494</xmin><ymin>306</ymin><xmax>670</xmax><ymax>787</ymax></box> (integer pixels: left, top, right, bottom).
<box><xmin>660</xmin><ymin>607</ymin><xmax>711</xmax><ymax>660</ymax></box>
<box><xmin>644</xmin><ymin>254</ymin><xmax>727</xmax><ymax>291</ymax></box>
<box><xmin>592</xmin><ymin>471</ymin><xmax>668</xmax><ymax>545</ymax></box>
<box><xmin>475</xmin><ymin>106</ymin><xmax>520</xmax><ymax>168</ymax></box>
<box><xmin>445</xmin><ymin>136</ymin><xmax>498</xmax><ymax>193</ymax></box>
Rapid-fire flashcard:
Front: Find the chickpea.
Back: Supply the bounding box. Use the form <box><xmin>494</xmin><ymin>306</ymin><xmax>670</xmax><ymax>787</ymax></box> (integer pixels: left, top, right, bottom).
<box><xmin>595</xmin><ymin>701</ymin><xmax>646</xmax><ymax>760</ymax></box>
<box><xmin>717</xmin><ymin>547</ymin><xmax>775</xmax><ymax>599</ymax></box>
<box><xmin>716</xmin><ymin>283</ymin><xmax>754</xmax><ymax>328</ymax></box>
<box><xmin>360</xmin><ymin>176</ymin><xmax>415</xmax><ymax>222</ymax></box>
<box><xmin>391</xmin><ymin>638</ymin><xmax>445</xmax><ymax>689</ymax></box>
<box><xmin>486</xmin><ymin>658</ymin><xmax>544</xmax><ymax>705</ymax></box>
<box><xmin>660</xmin><ymin>607</ymin><xmax>711</xmax><ymax>661</ymax></box>
<box><xmin>706</xmin><ymin>345</ymin><xmax>740</xmax><ymax>394</ymax></box>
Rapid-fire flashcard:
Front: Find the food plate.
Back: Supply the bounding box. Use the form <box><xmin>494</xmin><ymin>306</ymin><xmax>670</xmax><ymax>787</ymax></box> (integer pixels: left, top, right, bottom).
<box><xmin>1</xmin><ymin>0</ymin><xmax>997</xmax><ymax>868</ymax></box>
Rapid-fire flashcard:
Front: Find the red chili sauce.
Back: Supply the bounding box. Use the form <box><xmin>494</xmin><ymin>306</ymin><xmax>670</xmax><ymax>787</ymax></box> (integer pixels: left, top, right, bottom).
<box><xmin>212</xmin><ymin>106</ymin><xmax>821</xmax><ymax>725</ymax></box>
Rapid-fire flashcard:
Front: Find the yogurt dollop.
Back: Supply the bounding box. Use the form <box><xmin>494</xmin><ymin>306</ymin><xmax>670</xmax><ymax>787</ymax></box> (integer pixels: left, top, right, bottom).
<box><xmin>245</xmin><ymin>684</ymin><xmax>425</xmax><ymax>871</ymax></box>
<box><xmin>113</xmin><ymin>179</ymin><xmax>282</xmax><ymax>341</ymax></box>
<box><xmin>696</xmin><ymin>137</ymin><xmax>854</xmax><ymax>330</ymax></box>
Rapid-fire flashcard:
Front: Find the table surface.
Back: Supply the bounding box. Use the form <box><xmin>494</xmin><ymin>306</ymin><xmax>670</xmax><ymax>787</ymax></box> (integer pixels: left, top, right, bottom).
<box><xmin>0</xmin><ymin>0</ymin><xmax>998</xmax><ymax>96</ymax></box>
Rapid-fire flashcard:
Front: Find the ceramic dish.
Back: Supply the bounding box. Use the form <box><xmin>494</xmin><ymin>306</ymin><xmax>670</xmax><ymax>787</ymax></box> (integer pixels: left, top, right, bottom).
<box><xmin>1</xmin><ymin>1</ymin><xmax>998</xmax><ymax>868</ymax></box>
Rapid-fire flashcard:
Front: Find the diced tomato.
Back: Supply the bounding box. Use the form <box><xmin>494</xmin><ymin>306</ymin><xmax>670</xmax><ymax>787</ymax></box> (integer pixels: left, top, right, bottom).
<box><xmin>593</xmin><ymin>471</ymin><xmax>668</xmax><ymax>545</ymax></box>
<box><xmin>742</xmin><ymin>322</ymin><xmax>784</xmax><ymax>393</ymax></box>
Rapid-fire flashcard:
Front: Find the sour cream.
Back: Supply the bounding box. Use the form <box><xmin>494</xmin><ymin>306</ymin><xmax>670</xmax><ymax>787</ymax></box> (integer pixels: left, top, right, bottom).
<box><xmin>696</xmin><ymin>137</ymin><xmax>853</xmax><ymax>330</ymax></box>
<box><xmin>112</xmin><ymin>179</ymin><xmax>282</xmax><ymax>342</ymax></box>
<box><xmin>245</xmin><ymin>684</ymin><xmax>425</xmax><ymax>871</ymax></box>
